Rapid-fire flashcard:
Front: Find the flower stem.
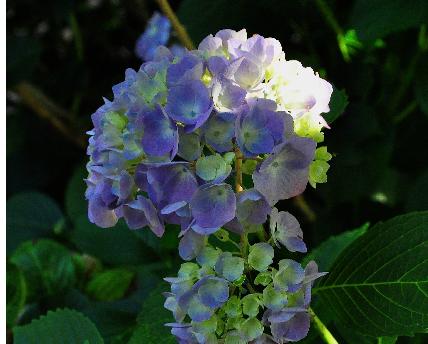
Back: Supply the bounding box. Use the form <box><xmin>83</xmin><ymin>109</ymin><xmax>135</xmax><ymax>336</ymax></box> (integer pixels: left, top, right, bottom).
<box><xmin>155</xmin><ymin>0</ymin><xmax>195</xmax><ymax>50</ymax></box>
<box><xmin>309</xmin><ymin>308</ymin><xmax>339</xmax><ymax>344</ymax></box>
<box><xmin>234</xmin><ymin>147</ymin><xmax>243</xmax><ymax>193</ymax></box>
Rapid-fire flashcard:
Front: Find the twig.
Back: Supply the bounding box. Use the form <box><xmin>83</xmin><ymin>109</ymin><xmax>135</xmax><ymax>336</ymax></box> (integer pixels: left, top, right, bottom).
<box><xmin>309</xmin><ymin>308</ymin><xmax>339</xmax><ymax>344</ymax></box>
<box><xmin>14</xmin><ymin>82</ymin><xmax>86</xmax><ymax>149</ymax></box>
<box><xmin>293</xmin><ymin>195</ymin><xmax>316</xmax><ymax>222</ymax></box>
<box><xmin>393</xmin><ymin>100</ymin><xmax>418</xmax><ymax>124</ymax></box>
<box><xmin>155</xmin><ymin>0</ymin><xmax>195</xmax><ymax>50</ymax></box>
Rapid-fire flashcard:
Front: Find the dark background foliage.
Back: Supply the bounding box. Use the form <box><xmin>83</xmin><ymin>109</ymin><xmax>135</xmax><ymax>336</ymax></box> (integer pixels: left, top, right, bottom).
<box><xmin>6</xmin><ymin>0</ymin><xmax>428</xmax><ymax>343</ymax></box>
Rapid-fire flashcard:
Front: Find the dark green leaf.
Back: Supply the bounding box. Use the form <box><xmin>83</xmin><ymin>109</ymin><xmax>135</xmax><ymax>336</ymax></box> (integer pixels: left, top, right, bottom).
<box><xmin>86</xmin><ymin>268</ymin><xmax>135</xmax><ymax>301</ymax></box>
<box><xmin>7</xmin><ymin>192</ymin><xmax>63</xmax><ymax>254</ymax></box>
<box><xmin>71</xmin><ymin>216</ymin><xmax>152</xmax><ymax>265</ymax></box>
<box><xmin>323</xmin><ymin>87</ymin><xmax>349</xmax><ymax>124</ymax></box>
<box><xmin>65</xmin><ymin>164</ymin><xmax>88</xmax><ymax>222</ymax></box>
<box><xmin>378</xmin><ymin>336</ymin><xmax>397</xmax><ymax>344</ymax></box>
<box><xmin>315</xmin><ymin>212</ymin><xmax>428</xmax><ymax>337</ymax></box>
<box><xmin>303</xmin><ymin>222</ymin><xmax>369</xmax><ymax>271</ymax></box>
<box><xmin>349</xmin><ymin>0</ymin><xmax>428</xmax><ymax>41</ymax></box>
<box><xmin>10</xmin><ymin>239</ymin><xmax>76</xmax><ymax>300</ymax></box>
<box><xmin>13</xmin><ymin>308</ymin><xmax>104</xmax><ymax>344</ymax></box>
<box><xmin>7</xmin><ymin>262</ymin><xmax>27</xmax><ymax>327</ymax></box>
<box><xmin>128</xmin><ymin>284</ymin><xmax>175</xmax><ymax>344</ymax></box>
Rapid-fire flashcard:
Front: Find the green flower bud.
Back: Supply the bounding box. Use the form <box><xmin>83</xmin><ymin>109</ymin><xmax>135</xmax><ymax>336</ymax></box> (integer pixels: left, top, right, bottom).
<box><xmin>196</xmin><ymin>246</ymin><xmax>222</xmax><ymax>268</ymax></box>
<box><xmin>254</xmin><ymin>271</ymin><xmax>272</xmax><ymax>286</ymax></box>
<box><xmin>263</xmin><ymin>284</ymin><xmax>287</xmax><ymax>311</ymax></box>
<box><xmin>240</xmin><ymin>318</ymin><xmax>264</xmax><ymax>341</ymax></box>
<box><xmin>248</xmin><ymin>243</ymin><xmax>274</xmax><ymax>272</ymax></box>
<box><xmin>223</xmin><ymin>295</ymin><xmax>242</xmax><ymax>318</ymax></box>
<box><xmin>242</xmin><ymin>294</ymin><xmax>262</xmax><ymax>317</ymax></box>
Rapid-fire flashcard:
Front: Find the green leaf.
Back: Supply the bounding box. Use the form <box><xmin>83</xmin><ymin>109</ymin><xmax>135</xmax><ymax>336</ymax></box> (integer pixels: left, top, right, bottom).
<box><xmin>71</xmin><ymin>216</ymin><xmax>152</xmax><ymax>265</ymax></box>
<box><xmin>128</xmin><ymin>284</ymin><xmax>175</xmax><ymax>344</ymax></box>
<box><xmin>10</xmin><ymin>239</ymin><xmax>76</xmax><ymax>300</ymax></box>
<box><xmin>349</xmin><ymin>0</ymin><xmax>428</xmax><ymax>41</ymax></box>
<box><xmin>378</xmin><ymin>336</ymin><xmax>397</xmax><ymax>344</ymax></box>
<box><xmin>323</xmin><ymin>87</ymin><xmax>349</xmax><ymax>124</ymax></box>
<box><xmin>7</xmin><ymin>192</ymin><xmax>63</xmax><ymax>254</ymax></box>
<box><xmin>13</xmin><ymin>308</ymin><xmax>104</xmax><ymax>344</ymax></box>
<box><xmin>314</xmin><ymin>212</ymin><xmax>428</xmax><ymax>337</ymax></box>
<box><xmin>303</xmin><ymin>222</ymin><xmax>369</xmax><ymax>271</ymax></box>
<box><xmin>86</xmin><ymin>268</ymin><xmax>135</xmax><ymax>302</ymax></box>
<box><xmin>65</xmin><ymin>164</ymin><xmax>88</xmax><ymax>222</ymax></box>
<box><xmin>7</xmin><ymin>262</ymin><xmax>27</xmax><ymax>327</ymax></box>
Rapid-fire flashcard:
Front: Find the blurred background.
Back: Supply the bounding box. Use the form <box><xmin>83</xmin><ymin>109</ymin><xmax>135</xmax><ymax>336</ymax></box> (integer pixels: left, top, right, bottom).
<box><xmin>6</xmin><ymin>0</ymin><xmax>428</xmax><ymax>343</ymax></box>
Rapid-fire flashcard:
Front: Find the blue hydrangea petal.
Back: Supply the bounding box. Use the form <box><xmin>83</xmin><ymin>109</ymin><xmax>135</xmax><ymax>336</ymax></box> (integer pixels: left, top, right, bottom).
<box><xmin>190</xmin><ymin>184</ymin><xmax>236</xmax><ymax>230</ymax></box>
<box><xmin>253</xmin><ymin>136</ymin><xmax>316</xmax><ymax>205</ymax></box>
<box><xmin>135</xmin><ymin>12</ymin><xmax>171</xmax><ymax>61</ymax></box>
<box><xmin>141</xmin><ymin>105</ymin><xmax>178</xmax><ymax>159</ymax></box>
<box><xmin>167</xmin><ymin>53</ymin><xmax>203</xmax><ymax>86</ymax></box>
<box><xmin>236</xmin><ymin>100</ymin><xmax>284</xmax><ymax>157</ymax></box>
<box><xmin>165</xmin><ymin>80</ymin><xmax>213</xmax><ymax>130</ymax></box>
<box><xmin>187</xmin><ymin>296</ymin><xmax>214</xmax><ymax>322</ymax></box>
<box><xmin>178</xmin><ymin>229</ymin><xmax>205</xmax><ymax>261</ymax></box>
<box><xmin>198</xmin><ymin>277</ymin><xmax>229</xmax><ymax>308</ymax></box>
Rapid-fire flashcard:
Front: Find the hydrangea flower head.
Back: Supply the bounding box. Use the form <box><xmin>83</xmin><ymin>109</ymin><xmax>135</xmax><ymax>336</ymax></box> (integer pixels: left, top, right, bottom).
<box><xmin>86</xmin><ymin>27</ymin><xmax>335</xmax><ymax>343</ymax></box>
<box><xmin>135</xmin><ymin>12</ymin><xmax>171</xmax><ymax>61</ymax></box>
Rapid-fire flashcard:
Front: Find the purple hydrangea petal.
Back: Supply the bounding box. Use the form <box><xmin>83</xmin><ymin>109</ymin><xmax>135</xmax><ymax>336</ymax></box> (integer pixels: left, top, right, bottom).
<box><xmin>198</xmin><ymin>277</ymin><xmax>229</xmax><ymax>308</ymax></box>
<box><xmin>127</xmin><ymin>196</ymin><xmax>165</xmax><ymax>237</ymax></box>
<box><xmin>253</xmin><ymin>136</ymin><xmax>316</xmax><ymax>205</ymax></box>
<box><xmin>167</xmin><ymin>54</ymin><xmax>203</xmax><ymax>86</ymax></box>
<box><xmin>236</xmin><ymin>189</ymin><xmax>271</xmax><ymax>225</ymax></box>
<box><xmin>236</xmin><ymin>99</ymin><xmax>284</xmax><ymax>157</ymax></box>
<box><xmin>146</xmin><ymin>162</ymin><xmax>198</xmax><ymax>209</ymax></box>
<box><xmin>271</xmin><ymin>312</ymin><xmax>310</xmax><ymax>342</ymax></box>
<box><xmin>190</xmin><ymin>184</ymin><xmax>236</xmax><ymax>230</ymax></box>
<box><xmin>178</xmin><ymin>229</ymin><xmax>205</xmax><ymax>261</ymax></box>
<box><xmin>141</xmin><ymin>105</ymin><xmax>178</xmax><ymax>159</ymax></box>
<box><xmin>88</xmin><ymin>196</ymin><xmax>118</xmax><ymax>228</ymax></box>
<box><xmin>270</xmin><ymin>208</ymin><xmax>307</xmax><ymax>253</ymax></box>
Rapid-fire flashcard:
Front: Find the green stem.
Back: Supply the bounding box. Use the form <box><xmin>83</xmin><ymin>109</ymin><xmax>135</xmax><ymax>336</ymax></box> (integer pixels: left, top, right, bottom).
<box><xmin>315</xmin><ymin>0</ymin><xmax>343</xmax><ymax>36</ymax></box>
<box><xmin>392</xmin><ymin>100</ymin><xmax>418</xmax><ymax>124</ymax></box>
<box><xmin>309</xmin><ymin>308</ymin><xmax>339</xmax><ymax>344</ymax></box>
<box><xmin>155</xmin><ymin>0</ymin><xmax>195</xmax><ymax>50</ymax></box>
